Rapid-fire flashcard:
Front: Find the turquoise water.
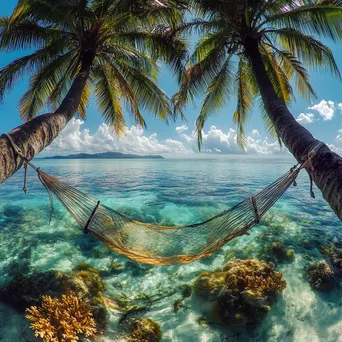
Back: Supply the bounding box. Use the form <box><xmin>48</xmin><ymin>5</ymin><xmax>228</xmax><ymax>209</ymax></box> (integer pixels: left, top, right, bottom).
<box><xmin>0</xmin><ymin>157</ymin><xmax>341</xmax><ymax>341</ymax></box>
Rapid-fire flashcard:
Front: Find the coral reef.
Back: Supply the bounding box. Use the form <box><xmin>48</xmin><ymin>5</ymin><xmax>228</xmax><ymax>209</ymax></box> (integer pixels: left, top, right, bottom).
<box><xmin>26</xmin><ymin>294</ymin><xmax>96</xmax><ymax>342</ymax></box>
<box><xmin>127</xmin><ymin>318</ymin><xmax>162</xmax><ymax>342</ymax></box>
<box><xmin>306</xmin><ymin>262</ymin><xmax>335</xmax><ymax>291</ymax></box>
<box><xmin>194</xmin><ymin>259</ymin><xmax>286</xmax><ymax>326</ymax></box>
<box><xmin>320</xmin><ymin>246</ymin><xmax>342</xmax><ymax>275</ymax></box>
<box><xmin>270</xmin><ymin>242</ymin><xmax>295</xmax><ymax>263</ymax></box>
<box><xmin>60</xmin><ymin>266</ymin><xmax>107</xmax><ymax>333</ymax></box>
<box><xmin>0</xmin><ymin>266</ymin><xmax>108</xmax><ymax>333</ymax></box>
<box><xmin>0</xmin><ymin>271</ymin><xmax>62</xmax><ymax>311</ymax></box>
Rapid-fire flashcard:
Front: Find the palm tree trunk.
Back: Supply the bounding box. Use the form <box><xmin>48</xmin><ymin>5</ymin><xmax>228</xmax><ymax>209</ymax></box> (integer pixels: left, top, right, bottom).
<box><xmin>0</xmin><ymin>56</ymin><xmax>92</xmax><ymax>184</ymax></box>
<box><xmin>244</xmin><ymin>36</ymin><xmax>342</xmax><ymax>220</ymax></box>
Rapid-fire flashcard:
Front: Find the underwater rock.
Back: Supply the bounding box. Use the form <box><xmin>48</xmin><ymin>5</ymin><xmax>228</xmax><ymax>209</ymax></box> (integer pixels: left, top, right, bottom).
<box><xmin>3</xmin><ymin>205</ymin><xmax>25</xmax><ymax>221</ymax></box>
<box><xmin>3</xmin><ymin>258</ymin><xmax>31</xmax><ymax>278</ymax></box>
<box><xmin>306</xmin><ymin>262</ymin><xmax>335</xmax><ymax>291</ymax></box>
<box><xmin>0</xmin><ymin>271</ymin><xmax>62</xmax><ymax>311</ymax></box>
<box><xmin>126</xmin><ymin>318</ymin><xmax>162</xmax><ymax>342</ymax></box>
<box><xmin>270</xmin><ymin>242</ymin><xmax>295</xmax><ymax>263</ymax></box>
<box><xmin>194</xmin><ymin>259</ymin><xmax>286</xmax><ymax>326</ymax></box>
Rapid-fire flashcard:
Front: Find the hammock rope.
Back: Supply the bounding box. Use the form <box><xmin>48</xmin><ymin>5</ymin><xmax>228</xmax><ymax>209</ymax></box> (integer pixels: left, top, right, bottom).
<box><xmin>2</xmin><ymin>133</ymin><xmax>324</xmax><ymax>265</ymax></box>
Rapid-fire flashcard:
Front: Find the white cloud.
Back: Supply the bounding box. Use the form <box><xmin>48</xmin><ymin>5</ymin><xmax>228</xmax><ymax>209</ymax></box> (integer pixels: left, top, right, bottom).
<box><xmin>328</xmin><ymin>144</ymin><xmax>342</xmax><ymax>156</ymax></box>
<box><xmin>336</xmin><ymin>129</ymin><xmax>342</xmax><ymax>143</ymax></box>
<box><xmin>251</xmin><ymin>129</ymin><xmax>260</xmax><ymax>136</ymax></box>
<box><xmin>338</xmin><ymin>103</ymin><xmax>342</xmax><ymax>113</ymax></box>
<box><xmin>175</xmin><ymin>125</ymin><xmax>188</xmax><ymax>134</ymax></box>
<box><xmin>177</xmin><ymin>125</ymin><xmax>286</xmax><ymax>155</ymax></box>
<box><xmin>44</xmin><ymin>119</ymin><xmax>290</xmax><ymax>157</ymax></box>
<box><xmin>45</xmin><ymin>119</ymin><xmax>189</xmax><ymax>156</ymax></box>
<box><xmin>296</xmin><ymin>113</ymin><xmax>315</xmax><ymax>124</ymax></box>
<box><xmin>308</xmin><ymin>100</ymin><xmax>335</xmax><ymax>121</ymax></box>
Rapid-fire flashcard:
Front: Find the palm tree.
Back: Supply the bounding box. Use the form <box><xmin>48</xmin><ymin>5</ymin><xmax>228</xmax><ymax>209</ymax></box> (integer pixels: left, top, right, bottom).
<box><xmin>174</xmin><ymin>0</ymin><xmax>342</xmax><ymax>220</ymax></box>
<box><xmin>0</xmin><ymin>0</ymin><xmax>187</xmax><ymax>182</ymax></box>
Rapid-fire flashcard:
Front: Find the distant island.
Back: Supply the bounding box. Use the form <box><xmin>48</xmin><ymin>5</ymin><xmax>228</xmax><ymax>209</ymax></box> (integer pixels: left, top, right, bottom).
<box><xmin>44</xmin><ymin>152</ymin><xmax>164</xmax><ymax>159</ymax></box>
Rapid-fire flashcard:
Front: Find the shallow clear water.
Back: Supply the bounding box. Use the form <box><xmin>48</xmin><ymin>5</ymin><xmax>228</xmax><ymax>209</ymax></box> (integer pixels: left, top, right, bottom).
<box><xmin>0</xmin><ymin>157</ymin><xmax>341</xmax><ymax>341</ymax></box>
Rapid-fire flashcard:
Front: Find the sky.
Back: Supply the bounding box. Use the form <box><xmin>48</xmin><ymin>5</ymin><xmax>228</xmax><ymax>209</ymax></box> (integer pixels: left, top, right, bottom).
<box><xmin>1</xmin><ymin>1</ymin><xmax>342</xmax><ymax>157</ymax></box>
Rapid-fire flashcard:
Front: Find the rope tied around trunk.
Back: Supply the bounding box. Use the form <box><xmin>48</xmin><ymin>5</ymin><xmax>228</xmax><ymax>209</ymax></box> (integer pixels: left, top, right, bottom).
<box><xmin>1</xmin><ymin>133</ymin><xmax>326</xmax><ymax>265</ymax></box>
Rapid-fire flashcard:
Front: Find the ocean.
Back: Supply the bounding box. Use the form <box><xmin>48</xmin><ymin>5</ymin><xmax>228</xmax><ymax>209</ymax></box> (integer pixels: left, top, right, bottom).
<box><xmin>0</xmin><ymin>157</ymin><xmax>341</xmax><ymax>341</ymax></box>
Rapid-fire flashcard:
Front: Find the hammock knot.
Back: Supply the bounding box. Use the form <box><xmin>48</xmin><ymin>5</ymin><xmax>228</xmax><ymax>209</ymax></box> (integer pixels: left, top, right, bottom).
<box><xmin>300</xmin><ymin>141</ymin><xmax>325</xmax><ymax>198</ymax></box>
<box><xmin>250</xmin><ymin>196</ymin><xmax>260</xmax><ymax>224</ymax></box>
<box><xmin>84</xmin><ymin>201</ymin><xmax>101</xmax><ymax>234</ymax></box>
<box><xmin>3</xmin><ymin>133</ymin><xmax>24</xmax><ymax>158</ymax></box>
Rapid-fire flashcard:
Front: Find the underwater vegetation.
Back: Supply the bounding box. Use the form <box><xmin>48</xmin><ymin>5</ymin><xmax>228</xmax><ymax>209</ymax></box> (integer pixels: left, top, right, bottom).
<box><xmin>172</xmin><ymin>284</ymin><xmax>192</xmax><ymax>313</ymax></box>
<box><xmin>194</xmin><ymin>259</ymin><xmax>286</xmax><ymax>326</ymax></box>
<box><xmin>26</xmin><ymin>294</ymin><xmax>96</xmax><ymax>342</ymax></box>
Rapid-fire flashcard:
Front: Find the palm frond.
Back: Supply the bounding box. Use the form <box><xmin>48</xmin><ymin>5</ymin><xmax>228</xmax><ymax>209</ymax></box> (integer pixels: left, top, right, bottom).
<box><xmin>77</xmin><ymin>79</ymin><xmax>91</xmax><ymax>118</ymax></box>
<box><xmin>269</xmin><ymin>46</ymin><xmax>317</xmax><ymax>100</ymax></box>
<box><xmin>19</xmin><ymin>51</ymin><xmax>76</xmax><ymax>121</ymax></box>
<box><xmin>0</xmin><ymin>17</ymin><xmax>69</xmax><ymax>52</ymax></box>
<box><xmin>259</xmin><ymin>44</ymin><xmax>293</xmax><ymax>104</ymax></box>
<box><xmin>172</xmin><ymin>34</ymin><xmax>228</xmax><ymax>116</ymax></box>
<box><xmin>260</xmin><ymin>1</ymin><xmax>342</xmax><ymax>41</ymax></box>
<box><xmin>196</xmin><ymin>57</ymin><xmax>234</xmax><ymax>149</ymax></box>
<box><xmin>97</xmin><ymin>55</ymin><xmax>146</xmax><ymax>127</ymax></box>
<box><xmin>266</xmin><ymin>27</ymin><xmax>341</xmax><ymax>79</ymax></box>
<box><xmin>233</xmin><ymin>59</ymin><xmax>255</xmax><ymax>149</ymax></box>
<box><xmin>93</xmin><ymin>65</ymin><xmax>126</xmax><ymax>134</ymax></box>
<box><xmin>0</xmin><ymin>44</ymin><xmax>63</xmax><ymax>103</ymax></box>
<box><xmin>110</xmin><ymin>30</ymin><xmax>188</xmax><ymax>82</ymax></box>
<box><xmin>117</xmin><ymin>61</ymin><xmax>173</xmax><ymax>123</ymax></box>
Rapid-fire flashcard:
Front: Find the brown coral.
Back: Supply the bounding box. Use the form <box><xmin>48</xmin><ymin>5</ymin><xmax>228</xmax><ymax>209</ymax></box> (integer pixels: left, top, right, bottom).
<box><xmin>194</xmin><ymin>259</ymin><xmax>286</xmax><ymax>326</ymax></box>
<box><xmin>306</xmin><ymin>262</ymin><xmax>334</xmax><ymax>291</ymax></box>
<box><xmin>26</xmin><ymin>294</ymin><xmax>96</xmax><ymax>342</ymax></box>
<box><xmin>224</xmin><ymin>259</ymin><xmax>286</xmax><ymax>296</ymax></box>
<box><xmin>128</xmin><ymin>318</ymin><xmax>162</xmax><ymax>342</ymax></box>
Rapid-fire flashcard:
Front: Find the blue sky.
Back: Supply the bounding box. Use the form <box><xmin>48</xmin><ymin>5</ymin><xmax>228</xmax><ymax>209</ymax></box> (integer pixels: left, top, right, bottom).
<box><xmin>1</xmin><ymin>1</ymin><xmax>342</xmax><ymax>156</ymax></box>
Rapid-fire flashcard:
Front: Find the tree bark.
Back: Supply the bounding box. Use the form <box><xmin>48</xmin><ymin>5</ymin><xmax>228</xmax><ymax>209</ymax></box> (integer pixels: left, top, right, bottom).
<box><xmin>244</xmin><ymin>36</ymin><xmax>342</xmax><ymax>220</ymax></box>
<box><xmin>0</xmin><ymin>58</ymin><xmax>91</xmax><ymax>184</ymax></box>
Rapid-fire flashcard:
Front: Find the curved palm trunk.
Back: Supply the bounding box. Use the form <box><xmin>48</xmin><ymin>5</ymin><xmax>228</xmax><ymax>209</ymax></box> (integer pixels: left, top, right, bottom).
<box><xmin>244</xmin><ymin>37</ymin><xmax>342</xmax><ymax>220</ymax></box>
<box><xmin>0</xmin><ymin>60</ymin><xmax>91</xmax><ymax>184</ymax></box>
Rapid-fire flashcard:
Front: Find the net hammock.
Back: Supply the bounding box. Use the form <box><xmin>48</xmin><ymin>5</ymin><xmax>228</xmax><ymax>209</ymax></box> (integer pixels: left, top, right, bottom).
<box><xmin>3</xmin><ymin>133</ymin><xmax>323</xmax><ymax>266</ymax></box>
<box><xmin>37</xmin><ymin>167</ymin><xmax>300</xmax><ymax>265</ymax></box>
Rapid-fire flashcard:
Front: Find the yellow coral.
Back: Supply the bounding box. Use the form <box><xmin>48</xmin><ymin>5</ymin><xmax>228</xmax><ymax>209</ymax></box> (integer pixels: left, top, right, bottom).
<box><xmin>225</xmin><ymin>259</ymin><xmax>286</xmax><ymax>296</ymax></box>
<box><xmin>26</xmin><ymin>294</ymin><xmax>96</xmax><ymax>342</ymax></box>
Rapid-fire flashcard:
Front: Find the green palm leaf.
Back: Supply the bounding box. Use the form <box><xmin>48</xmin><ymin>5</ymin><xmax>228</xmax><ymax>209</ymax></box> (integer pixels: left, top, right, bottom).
<box><xmin>94</xmin><ymin>65</ymin><xmax>126</xmax><ymax>134</ymax></box>
<box><xmin>176</xmin><ymin>0</ymin><xmax>342</xmax><ymax>150</ymax></box>
<box><xmin>196</xmin><ymin>57</ymin><xmax>234</xmax><ymax>148</ymax></box>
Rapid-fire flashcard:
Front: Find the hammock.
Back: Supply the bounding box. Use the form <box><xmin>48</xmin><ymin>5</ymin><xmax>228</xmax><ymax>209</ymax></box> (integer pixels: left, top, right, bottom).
<box><xmin>3</xmin><ymin>133</ymin><xmax>323</xmax><ymax>266</ymax></box>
